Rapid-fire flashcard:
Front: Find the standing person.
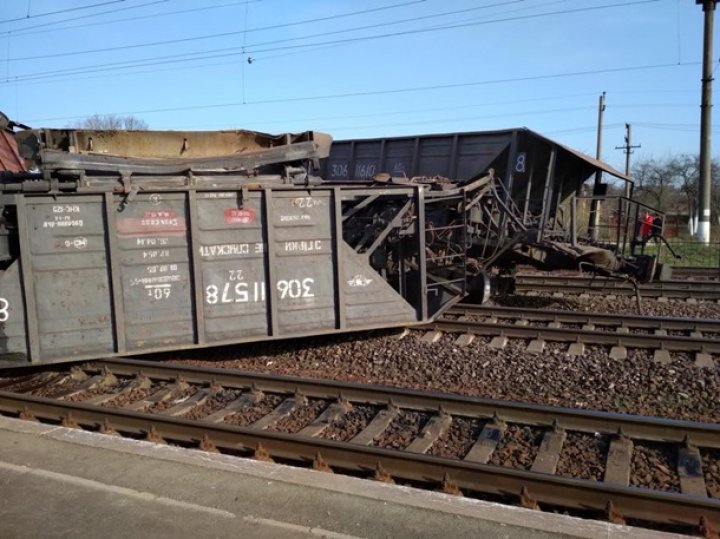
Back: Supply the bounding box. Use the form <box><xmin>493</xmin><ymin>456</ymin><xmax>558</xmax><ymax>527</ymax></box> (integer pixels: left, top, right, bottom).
<box><xmin>652</xmin><ymin>215</ymin><xmax>663</xmax><ymax>238</ymax></box>
<box><xmin>640</xmin><ymin>212</ymin><xmax>654</xmax><ymax>241</ymax></box>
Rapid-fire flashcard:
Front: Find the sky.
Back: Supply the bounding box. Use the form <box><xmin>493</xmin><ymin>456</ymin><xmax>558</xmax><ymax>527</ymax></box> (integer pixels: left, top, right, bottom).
<box><xmin>0</xmin><ymin>0</ymin><xmax>717</xmax><ymax>172</ymax></box>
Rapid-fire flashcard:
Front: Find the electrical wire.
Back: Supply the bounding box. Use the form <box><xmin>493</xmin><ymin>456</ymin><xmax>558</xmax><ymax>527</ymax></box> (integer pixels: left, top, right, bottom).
<box><xmin>635</xmin><ymin>122</ymin><xmax>716</xmax><ymax>133</ymax></box>
<box><xmin>3</xmin><ymin>0</ymin><xmax>659</xmax><ymax>81</ymax></box>
<box><xmin>0</xmin><ymin>0</ymin><xmax>129</xmax><ymax>24</ymax></box>
<box><xmin>4</xmin><ymin>0</ymin><xmax>661</xmax><ymax>82</ymax></box>
<box><xmin>3</xmin><ymin>0</ymin><xmax>170</xmax><ymax>35</ymax></box>
<box><xmin>244</xmin><ymin>0</ymin><xmax>662</xmax><ymax>58</ymax></box>
<box><xmin>3</xmin><ymin>0</ymin><xmax>486</xmax><ymax>62</ymax></box>
<box><xmin>4</xmin><ymin>1</ymin><xmax>261</xmax><ymax>36</ymax></box>
<box><xmin>23</xmin><ymin>61</ymin><xmax>697</xmax><ymax>123</ymax></box>
<box><xmin>318</xmin><ymin>106</ymin><xmax>596</xmax><ymax>133</ymax></box>
<box><xmin>545</xmin><ymin>124</ymin><xmax>626</xmax><ymax>136</ymax></box>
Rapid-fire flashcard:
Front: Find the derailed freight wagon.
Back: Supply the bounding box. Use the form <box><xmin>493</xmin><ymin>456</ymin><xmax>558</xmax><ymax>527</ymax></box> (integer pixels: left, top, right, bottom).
<box><xmin>320</xmin><ymin>127</ymin><xmax>629</xmax><ymax>207</ymax></box>
<box><xmin>0</xmin><ymin>116</ymin><xmax>660</xmax><ymax>368</ymax></box>
<box><xmin>0</xmin><ymin>117</ymin><xmax>473</xmax><ymax>367</ymax></box>
<box><xmin>321</xmin><ymin>129</ymin><xmax>662</xmax><ymax>278</ymax></box>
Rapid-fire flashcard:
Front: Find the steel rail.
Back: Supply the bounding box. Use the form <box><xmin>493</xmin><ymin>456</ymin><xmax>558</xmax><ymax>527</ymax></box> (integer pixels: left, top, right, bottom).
<box><xmin>517</xmin><ymin>275</ymin><xmax>720</xmax><ymax>291</ymax></box>
<box><xmin>515</xmin><ymin>266</ymin><xmax>720</xmax><ymax>281</ymax></box>
<box><xmin>89</xmin><ymin>359</ymin><xmax>720</xmax><ymax>446</ymax></box>
<box><xmin>426</xmin><ymin>319</ymin><xmax>720</xmax><ymax>353</ymax></box>
<box><xmin>447</xmin><ymin>304</ymin><xmax>720</xmax><ymax>333</ymax></box>
<box><xmin>0</xmin><ymin>386</ymin><xmax>719</xmax><ymax>528</ymax></box>
<box><xmin>670</xmin><ymin>266</ymin><xmax>720</xmax><ymax>280</ymax></box>
<box><xmin>514</xmin><ymin>276</ymin><xmax>720</xmax><ymax>299</ymax></box>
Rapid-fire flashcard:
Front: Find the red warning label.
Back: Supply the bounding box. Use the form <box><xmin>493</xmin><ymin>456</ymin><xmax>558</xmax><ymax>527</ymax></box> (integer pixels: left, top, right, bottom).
<box><xmin>224</xmin><ymin>208</ymin><xmax>256</xmax><ymax>224</ymax></box>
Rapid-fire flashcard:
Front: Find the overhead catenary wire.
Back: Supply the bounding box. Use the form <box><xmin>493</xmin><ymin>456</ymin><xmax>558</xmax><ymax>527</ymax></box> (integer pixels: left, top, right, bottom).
<box><xmin>241</xmin><ymin>0</ymin><xmax>664</xmax><ymax>59</ymax></box>
<box><xmin>0</xmin><ymin>0</ymin><xmax>130</xmax><ymax>24</ymax></box>
<box><xmin>24</xmin><ymin>61</ymin><xmax>699</xmax><ymax>124</ymax></box>
<box><xmin>50</xmin><ymin>92</ymin><xmax>610</xmax><ymax>126</ymax></box>
<box><xmin>318</xmin><ymin>105</ymin><xmax>598</xmax><ymax>133</ymax></box>
<box><xmin>2</xmin><ymin>0</ymin><xmax>661</xmax><ymax>83</ymax></box>
<box><xmin>2</xmin><ymin>0</ymin><xmax>259</xmax><ymax>36</ymax></box>
<box><xmin>3</xmin><ymin>0</ymin><xmax>170</xmax><ymax>35</ymax></box>
<box><xmin>3</xmin><ymin>0</ymin><xmax>499</xmax><ymax>63</ymax></box>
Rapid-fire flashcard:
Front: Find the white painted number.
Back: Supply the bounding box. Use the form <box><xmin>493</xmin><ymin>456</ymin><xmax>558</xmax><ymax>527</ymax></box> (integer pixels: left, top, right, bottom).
<box><xmin>206</xmin><ymin>285</ymin><xmax>219</xmax><ymax>305</ymax></box>
<box><xmin>277</xmin><ymin>278</ymin><xmax>314</xmax><ymax>299</ymax></box>
<box><xmin>354</xmin><ymin>163</ymin><xmax>375</xmax><ymax>178</ymax></box>
<box><xmin>330</xmin><ymin>164</ymin><xmax>348</xmax><ymax>177</ymax></box>
<box><xmin>514</xmin><ymin>153</ymin><xmax>527</xmax><ymax>173</ymax></box>
<box><xmin>0</xmin><ymin>298</ymin><xmax>8</xmax><ymax>323</ymax></box>
<box><xmin>205</xmin><ymin>282</ymin><xmax>266</xmax><ymax>305</ymax></box>
<box><xmin>204</xmin><ymin>278</ymin><xmax>314</xmax><ymax>304</ymax></box>
<box><xmin>148</xmin><ymin>287</ymin><xmax>171</xmax><ymax>300</ymax></box>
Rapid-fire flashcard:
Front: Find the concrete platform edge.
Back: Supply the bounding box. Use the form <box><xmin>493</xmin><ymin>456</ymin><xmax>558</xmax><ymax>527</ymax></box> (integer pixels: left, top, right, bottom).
<box><xmin>0</xmin><ymin>416</ymin><xmax>685</xmax><ymax>539</ymax></box>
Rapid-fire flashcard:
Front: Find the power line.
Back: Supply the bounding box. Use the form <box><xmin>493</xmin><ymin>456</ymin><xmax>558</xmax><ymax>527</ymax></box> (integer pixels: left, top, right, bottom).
<box><xmin>24</xmin><ymin>61</ymin><xmax>697</xmax><ymax>123</ymax></box>
<box><xmin>545</xmin><ymin>124</ymin><xmax>626</xmax><ymax>136</ymax></box>
<box><xmin>244</xmin><ymin>0</ymin><xmax>662</xmax><ymax>58</ymax></box>
<box><xmin>246</xmin><ymin>62</ymin><xmax>696</xmax><ymax>105</ymax></box>
<box><xmin>3</xmin><ymin>0</ymin><xmax>488</xmax><ymax>63</ymax></box>
<box><xmin>635</xmin><ymin>122</ymin><xmax>716</xmax><ymax>133</ymax></box>
<box><xmin>4</xmin><ymin>1</ymin><xmax>264</xmax><ymax>36</ymax></box>
<box><xmin>3</xmin><ymin>0</ymin><xmax>170</xmax><ymax>34</ymax></box>
<box><xmin>2</xmin><ymin>0</ymin><xmax>662</xmax><ymax>83</ymax></box>
<box><xmin>318</xmin><ymin>105</ymin><xmax>597</xmax><ymax>133</ymax></box>
<box><xmin>613</xmin><ymin>103</ymin><xmax>696</xmax><ymax>108</ymax></box>
<box><xmin>0</xmin><ymin>0</ymin><xmax>129</xmax><ymax>24</ymax></box>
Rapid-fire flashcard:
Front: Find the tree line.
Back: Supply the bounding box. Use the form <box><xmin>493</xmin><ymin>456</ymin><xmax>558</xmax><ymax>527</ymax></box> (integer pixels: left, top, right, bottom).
<box><xmin>71</xmin><ymin>114</ymin><xmax>148</xmax><ymax>131</ymax></box>
<box><xmin>627</xmin><ymin>155</ymin><xmax>720</xmax><ymax>230</ymax></box>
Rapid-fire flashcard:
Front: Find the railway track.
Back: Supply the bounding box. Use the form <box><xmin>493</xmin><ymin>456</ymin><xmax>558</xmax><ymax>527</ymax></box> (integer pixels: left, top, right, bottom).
<box><xmin>428</xmin><ymin>304</ymin><xmax>719</xmax><ymax>362</ymax></box>
<box><xmin>0</xmin><ymin>358</ymin><xmax>719</xmax><ymax>534</ymax></box>
<box><xmin>516</xmin><ymin>266</ymin><xmax>720</xmax><ymax>281</ymax></box>
<box><xmin>514</xmin><ymin>274</ymin><xmax>720</xmax><ymax>300</ymax></box>
<box><xmin>671</xmin><ymin>266</ymin><xmax>720</xmax><ymax>280</ymax></box>
<box><xmin>448</xmin><ymin>304</ymin><xmax>720</xmax><ymax>335</ymax></box>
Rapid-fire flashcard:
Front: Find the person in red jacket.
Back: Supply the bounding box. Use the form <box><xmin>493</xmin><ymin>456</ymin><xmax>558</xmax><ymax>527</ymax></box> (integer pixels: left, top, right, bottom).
<box><xmin>640</xmin><ymin>212</ymin><xmax>654</xmax><ymax>240</ymax></box>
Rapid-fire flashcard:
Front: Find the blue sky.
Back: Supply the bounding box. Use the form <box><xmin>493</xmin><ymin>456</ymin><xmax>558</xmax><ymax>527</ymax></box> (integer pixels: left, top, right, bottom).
<box><xmin>0</xmin><ymin>0</ymin><xmax>716</xmax><ymax>171</ymax></box>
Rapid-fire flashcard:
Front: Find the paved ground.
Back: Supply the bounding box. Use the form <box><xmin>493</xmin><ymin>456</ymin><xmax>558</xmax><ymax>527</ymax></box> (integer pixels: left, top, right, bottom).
<box><xmin>0</xmin><ymin>416</ymin><xmax>685</xmax><ymax>539</ymax></box>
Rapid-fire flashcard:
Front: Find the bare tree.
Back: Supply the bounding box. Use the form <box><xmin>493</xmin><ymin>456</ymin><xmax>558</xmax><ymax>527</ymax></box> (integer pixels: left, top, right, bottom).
<box><xmin>631</xmin><ymin>158</ymin><xmax>673</xmax><ymax>210</ymax></box>
<box><xmin>71</xmin><ymin>114</ymin><xmax>149</xmax><ymax>130</ymax></box>
<box><xmin>630</xmin><ymin>154</ymin><xmax>720</xmax><ymax>232</ymax></box>
<box><xmin>666</xmin><ymin>155</ymin><xmax>699</xmax><ymax>226</ymax></box>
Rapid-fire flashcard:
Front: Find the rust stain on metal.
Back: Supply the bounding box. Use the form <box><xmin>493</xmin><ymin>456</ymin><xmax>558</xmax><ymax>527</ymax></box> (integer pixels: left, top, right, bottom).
<box><xmin>312</xmin><ymin>452</ymin><xmax>333</xmax><ymax>473</ymax></box>
<box><xmin>145</xmin><ymin>425</ymin><xmax>166</xmax><ymax>444</ymax></box>
<box><xmin>61</xmin><ymin>412</ymin><xmax>79</xmax><ymax>429</ymax></box>
<box><xmin>373</xmin><ymin>462</ymin><xmax>394</xmax><ymax>484</ymax></box>
<box><xmin>605</xmin><ymin>500</ymin><xmax>625</xmax><ymax>525</ymax></box>
<box><xmin>519</xmin><ymin>486</ymin><xmax>538</xmax><ymax>510</ymax></box>
<box><xmin>253</xmin><ymin>443</ymin><xmax>273</xmax><ymax>462</ymax></box>
<box><xmin>0</xmin><ymin>130</ymin><xmax>25</xmax><ymax>172</ymax></box>
<box><xmin>99</xmin><ymin>419</ymin><xmax>119</xmax><ymax>436</ymax></box>
<box><xmin>439</xmin><ymin>473</ymin><xmax>463</xmax><ymax>496</ymax></box>
<box><xmin>199</xmin><ymin>434</ymin><xmax>219</xmax><ymax>453</ymax></box>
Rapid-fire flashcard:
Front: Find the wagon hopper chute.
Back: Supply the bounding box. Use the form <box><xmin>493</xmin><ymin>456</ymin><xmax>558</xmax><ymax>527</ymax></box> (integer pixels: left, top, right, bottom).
<box><xmin>0</xmin><ymin>118</ymin><xmax>469</xmax><ymax>367</ymax></box>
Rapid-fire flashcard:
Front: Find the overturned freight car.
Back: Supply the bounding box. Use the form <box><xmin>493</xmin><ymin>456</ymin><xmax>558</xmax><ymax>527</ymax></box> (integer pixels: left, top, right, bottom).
<box><xmin>0</xmin><ymin>118</ymin><xmax>473</xmax><ymax>367</ymax></box>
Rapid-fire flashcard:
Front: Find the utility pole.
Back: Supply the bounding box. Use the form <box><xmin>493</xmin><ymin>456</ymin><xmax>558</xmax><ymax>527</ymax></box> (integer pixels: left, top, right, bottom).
<box><xmin>615</xmin><ymin>123</ymin><xmax>641</xmax><ymax>197</ymax></box>
<box><xmin>696</xmin><ymin>0</ymin><xmax>717</xmax><ymax>244</ymax></box>
<box><xmin>589</xmin><ymin>91</ymin><xmax>606</xmax><ymax>239</ymax></box>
